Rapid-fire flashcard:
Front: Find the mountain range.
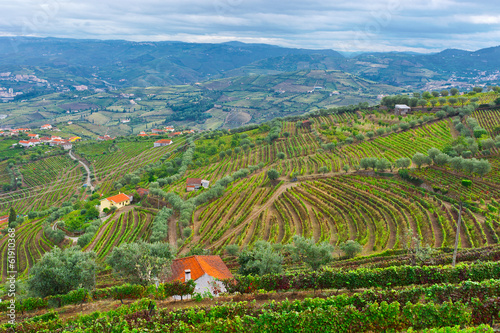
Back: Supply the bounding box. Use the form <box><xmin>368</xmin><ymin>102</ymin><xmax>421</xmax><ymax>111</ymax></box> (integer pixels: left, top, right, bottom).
<box><xmin>0</xmin><ymin>37</ymin><xmax>499</xmax><ymax>89</ymax></box>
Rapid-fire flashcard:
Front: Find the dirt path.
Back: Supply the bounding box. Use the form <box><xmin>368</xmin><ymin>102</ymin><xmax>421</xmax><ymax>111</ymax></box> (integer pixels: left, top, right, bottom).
<box><xmin>168</xmin><ymin>215</ymin><xmax>177</xmax><ymax>247</ymax></box>
<box><xmin>69</xmin><ymin>149</ymin><xmax>94</xmax><ymax>191</ymax></box>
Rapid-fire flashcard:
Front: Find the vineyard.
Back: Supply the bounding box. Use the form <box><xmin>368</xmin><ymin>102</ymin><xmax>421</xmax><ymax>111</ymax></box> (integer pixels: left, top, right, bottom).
<box><xmin>83</xmin><ymin>207</ymin><xmax>156</xmax><ymax>261</ymax></box>
<box><xmin>189</xmin><ymin>173</ymin><xmax>499</xmax><ymax>254</ymax></box>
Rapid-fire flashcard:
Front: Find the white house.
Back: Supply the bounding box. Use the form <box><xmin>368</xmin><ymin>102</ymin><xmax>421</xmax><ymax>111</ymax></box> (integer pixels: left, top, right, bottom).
<box><xmin>395</xmin><ymin>104</ymin><xmax>411</xmax><ymax>115</ymax></box>
<box><xmin>166</xmin><ymin>255</ymin><xmax>233</xmax><ymax>298</ymax></box>
<box><xmin>154</xmin><ymin>139</ymin><xmax>172</xmax><ymax>147</ymax></box>
<box><xmin>186</xmin><ymin>178</ymin><xmax>210</xmax><ymax>192</ymax></box>
<box><xmin>40</xmin><ymin>124</ymin><xmax>52</xmax><ymax>130</ymax></box>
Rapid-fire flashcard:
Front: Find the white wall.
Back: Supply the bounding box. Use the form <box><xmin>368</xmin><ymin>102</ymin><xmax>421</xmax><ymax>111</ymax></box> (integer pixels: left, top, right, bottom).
<box><xmin>172</xmin><ymin>273</ymin><xmax>227</xmax><ymax>300</ymax></box>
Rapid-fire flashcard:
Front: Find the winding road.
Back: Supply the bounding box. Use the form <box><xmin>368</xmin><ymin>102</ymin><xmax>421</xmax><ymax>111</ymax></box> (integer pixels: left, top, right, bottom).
<box><xmin>69</xmin><ymin>149</ymin><xmax>94</xmax><ymax>192</ymax></box>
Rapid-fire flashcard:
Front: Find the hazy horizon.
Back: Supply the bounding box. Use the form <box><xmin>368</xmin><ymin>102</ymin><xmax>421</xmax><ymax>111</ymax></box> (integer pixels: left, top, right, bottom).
<box><xmin>1</xmin><ymin>0</ymin><xmax>499</xmax><ymax>53</ymax></box>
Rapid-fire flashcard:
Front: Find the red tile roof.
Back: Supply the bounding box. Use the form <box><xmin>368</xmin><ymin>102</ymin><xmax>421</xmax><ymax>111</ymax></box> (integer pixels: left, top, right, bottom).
<box><xmin>106</xmin><ymin>193</ymin><xmax>130</xmax><ymax>204</ymax></box>
<box><xmin>155</xmin><ymin>139</ymin><xmax>172</xmax><ymax>144</ymax></box>
<box><xmin>186</xmin><ymin>178</ymin><xmax>202</xmax><ymax>186</ymax></box>
<box><xmin>166</xmin><ymin>255</ymin><xmax>233</xmax><ymax>283</ymax></box>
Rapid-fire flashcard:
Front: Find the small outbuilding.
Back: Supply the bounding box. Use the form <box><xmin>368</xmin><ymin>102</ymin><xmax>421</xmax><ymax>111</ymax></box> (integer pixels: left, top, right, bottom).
<box><xmin>395</xmin><ymin>104</ymin><xmax>411</xmax><ymax>115</ymax></box>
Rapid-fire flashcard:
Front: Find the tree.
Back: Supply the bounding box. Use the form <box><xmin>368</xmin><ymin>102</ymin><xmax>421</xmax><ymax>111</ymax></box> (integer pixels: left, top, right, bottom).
<box><xmin>440</xmin><ymin>90</ymin><xmax>449</xmax><ymax>97</ymax></box>
<box><xmin>283</xmin><ymin>131</ymin><xmax>290</xmax><ymax>138</ymax></box>
<box><xmin>376</xmin><ymin>128</ymin><xmax>385</xmax><ymax>136</ymax></box>
<box><xmin>474</xmin><ymin>159</ymin><xmax>492</xmax><ymax>178</ymax></box>
<box><xmin>473</xmin><ymin>86</ymin><xmax>483</xmax><ymax>93</ymax></box>
<box><xmin>28</xmin><ymin>247</ymin><xmax>96</xmax><ymax>298</ymax></box>
<box><xmin>107</xmin><ymin>241</ymin><xmax>176</xmax><ymax>285</ymax></box>
<box><xmin>225</xmin><ymin>244</ymin><xmax>239</xmax><ymax>256</ymax></box>
<box><xmin>375</xmin><ymin>158</ymin><xmax>391</xmax><ymax>172</ymax></box>
<box><xmin>86</xmin><ymin>206</ymin><xmax>100</xmax><ymax>220</ymax></box>
<box><xmin>267</xmin><ymin>169</ymin><xmax>280</xmax><ymax>181</ymax></box>
<box><xmin>450</xmin><ymin>156</ymin><xmax>463</xmax><ymax>172</ymax></box>
<box><xmin>366</xmin><ymin>131</ymin><xmax>374</xmax><ymax>139</ymax></box>
<box><xmin>434</xmin><ymin>153</ymin><xmax>450</xmax><ymax>166</ymax></box>
<box><xmin>417</xmin><ymin>99</ymin><xmax>427</xmax><ymax>108</ymax></box>
<box><xmin>458</xmin><ymin>97</ymin><xmax>467</xmax><ymax>107</ymax></box>
<box><xmin>238</xmin><ymin>240</ymin><xmax>283</xmax><ymax>276</ymax></box>
<box><xmin>8</xmin><ymin>207</ymin><xmax>16</xmax><ymax>227</ymax></box>
<box><xmin>395</xmin><ymin>157</ymin><xmax>411</xmax><ymax>169</ymax></box>
<box><xmin>438</xmin><ymin>98</ymin><xmax>447</xmax><ymax>106</ymax></box>
<box><xmin>286</xmin><ymin>235</ymin><xmax>334</xmax><ymax>271</ymax></box>
<box><xmin>427</xmin><ymin>148</ymin><xmax>441</xmax><ymax>164</ymax></box>
<box><xmin>355</xmin><ymin>134</ymin><xmax>365</xmax><ymax>141</ymax></box>
<box><xmin>431</xmin><ymin>91</ymin><xmax>440</xmax><ymax>98</ymax></box>
<box><xmin>448</xmin><ymin>97</ymin><xmax>458</xmax><ymax>106</ymax></box>
<box><xmin>435</xmin><ymin>111</ymin><xmax>446</xmax><ymax>119</ymax></box>
<box><xmin>412</xmin><ymin>153</ymin><xmax>429</xmax><ymax>169</ymax></box>
<box><xmin>450</xmin><ymin>88</ymin><xmax>459</xmax><ymax>96</ymax></box>
<box><xmin>277</xmin><ymin>152</ymin><xmax>285</xmax><ymax>159</ymax></box>
<box><xmin>319</xmin><ymin>166</ymin><xmax>329</xmax><ymax>174</ymax></box>
<box><xmin>342</xmin><ymin>164</ymin><xmax>349</xmax><ymax>173</ymax></box>
<box><xmin>481</xmin><ymin>138</ymin><xmax>495</xmax><ymax>151</ymax></box>
<box><xmin>430</xmin><ymin>100</ymin><xmax>438</xmax><ymax>108</ymax></box>
<box><xmin>339</xmin><ymin>240</ymin><xmax>362</xmax><ymax>259</ymax></box>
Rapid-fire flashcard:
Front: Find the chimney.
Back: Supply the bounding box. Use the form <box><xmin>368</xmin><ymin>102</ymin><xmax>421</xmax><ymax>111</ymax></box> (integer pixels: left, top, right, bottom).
<box><xmin>185</xmin><ymin>269</ymin><xmax>191</xmax><ymax>282</ymax></box>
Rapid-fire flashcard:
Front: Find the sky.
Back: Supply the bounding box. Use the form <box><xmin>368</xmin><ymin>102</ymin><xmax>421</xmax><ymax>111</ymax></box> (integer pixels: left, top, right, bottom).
<box><xmin>0</xmin><ymin>0</ymin><xmax>499</xmax><ymax>53</ymax></box>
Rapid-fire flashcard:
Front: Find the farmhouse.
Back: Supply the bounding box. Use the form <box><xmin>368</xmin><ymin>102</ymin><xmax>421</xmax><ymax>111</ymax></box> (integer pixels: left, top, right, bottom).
<box><xmin>151</xmin><ymin>128</ymin><xmax>166</xmax><ymax>134</ymax></box>
<box><xmin>395</xmin><ymin>104</ymin><xmax>411</xmax><ymax>115</ymax></box>
<box><xmin>166</xmin><ymin>255</ymin><xmax>233</xmax><ymax>298</ymax></box>
<box><xmin>99</xmin><ymin>193</ymin><xmax>132</xmax><ymax>212</ymax></box>
<box><xmin>27</xmin><ymin>133</ymin><xmax>39</xmax><ymax>139</ymax></box>
<box><xmin>40</xmin><ymin>124</ymin><xmax>52</xmax><ymax>130</ymax></box>
<box><xmin>186</xmin><ymin>178</ymin><xmax>209</xmax><ymax>192</ymax></box>
<box><xmin>97</xmin><ymin>135</ymin><xmax>115</xmax><ymax>141</ymax></box>
<box><xmin>154</xmin><ymin>139</ymin><xmax>172</xmax><ymax>147</ymax></box>
<box><xmin>18</xmin><ymin>140</ymin><xmax>32</xmax><ymax>148</ymax></box>
<box><xmin>138</xmin><ymin>131</ymin><xmax>148</xmax><ymax>137</ymax></box>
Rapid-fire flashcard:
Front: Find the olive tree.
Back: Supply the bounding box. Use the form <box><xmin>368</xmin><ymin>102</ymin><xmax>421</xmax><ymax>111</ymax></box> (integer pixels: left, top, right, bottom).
<box><xmin>107</xmin><ymin>241</ymin><xmax>176</xmax><ymax>285</ymax></box>
<box><xmin>286</xmin><ymin>235</ymin><xmax>334</xmax><ymax>271</ymax></box>
<box><xmin>28</xmin><ymin>247</ymin><xmax>97</xmax><ymax>297</ymax></box>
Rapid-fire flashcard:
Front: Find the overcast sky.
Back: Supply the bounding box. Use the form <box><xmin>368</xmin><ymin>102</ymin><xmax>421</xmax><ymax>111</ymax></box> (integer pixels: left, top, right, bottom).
<box><xmin>1</xmin><ymin>0</ymin><xmax>499</xmax><ymax>53</ymax></box>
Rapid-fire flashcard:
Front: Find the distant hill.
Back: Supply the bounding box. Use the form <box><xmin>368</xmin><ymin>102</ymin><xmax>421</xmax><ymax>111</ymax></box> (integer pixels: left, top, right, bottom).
<box><xmin>1</xmin><ymin>37</ymin><xmax>499</xmax><ymax>90</ymax></box>
<box><xmin>0</xmin><ymin>37</ymin><xmax>342</xmax><ymax>87</ymax></box>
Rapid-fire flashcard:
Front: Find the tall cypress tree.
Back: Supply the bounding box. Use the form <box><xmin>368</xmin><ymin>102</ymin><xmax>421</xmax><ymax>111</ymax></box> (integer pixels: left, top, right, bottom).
<box><xmin>8</xmin><ymin>207</ymin><xmax>16</xmax><ymax>227</ymax></box>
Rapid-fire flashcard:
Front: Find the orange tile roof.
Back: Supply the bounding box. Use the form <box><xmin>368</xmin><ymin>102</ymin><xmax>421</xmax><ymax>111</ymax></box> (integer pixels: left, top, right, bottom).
<box><xmin>155</xmin><ymin>139</ymin><xmax>172</xmax><ymax>144</ymax></box>
<box><xmin>106</xmin><ymin>193</ymin><xmax>130</xmax><ymax>204</ymax></box>
<box><xmin>167</xmin><ymin>255</ymin><xmax>233</xmax><ymax>282</ymax></box>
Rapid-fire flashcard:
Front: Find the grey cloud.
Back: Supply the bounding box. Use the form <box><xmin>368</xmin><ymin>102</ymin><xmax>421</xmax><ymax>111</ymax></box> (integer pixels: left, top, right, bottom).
<box><xmin>0</xmin><ymin>0</ymin><xmax>499</xmax><ymax>52</ymax></box>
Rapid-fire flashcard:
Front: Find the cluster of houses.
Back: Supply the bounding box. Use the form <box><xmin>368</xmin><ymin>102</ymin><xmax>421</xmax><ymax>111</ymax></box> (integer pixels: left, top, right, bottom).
<box><xmin>1</xmin><ymin>124</ymin><xmax>82</xmax><ymax>150</ymax></box>
<box><xmin>138</xmin><ymin>126</ymin><xmax>195</xmax><ymax>138</ymax></box>
<box><xmin>17</xmin><ymin>135</ymin><xmax>81</xmax><ymax>149</ymax></box>
<box><xmin>96</xmin><ymin>134</ymin><xmax>116</xmax><ymax>141</ymax></box>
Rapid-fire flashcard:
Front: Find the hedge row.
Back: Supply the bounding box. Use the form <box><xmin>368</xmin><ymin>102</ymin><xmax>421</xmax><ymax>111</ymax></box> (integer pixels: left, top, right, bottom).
<box><xmin>0</xmin><ymin>281</ymin><xmax>195</xmax><ymax>313</ymax></box>
<box><xmin>222</xmin><ymin>261</ymin><xmax>500</xmax><ymax>293</ymax></box>
<box><xmin>4</xmin><ymin>296</ymin><xmax>497</xmax><ymax>332</ymax></box>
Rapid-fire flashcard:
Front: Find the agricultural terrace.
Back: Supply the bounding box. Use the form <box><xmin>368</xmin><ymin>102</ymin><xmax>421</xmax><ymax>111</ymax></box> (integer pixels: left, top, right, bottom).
<box><xmin>473</xmin><ymin>109</ymin><xmax>500</xmax><ymax>136</ymax></box>
<box><xmin>75</xmin><ymin>137</ymin><xmax>186</xmax><ymax>194</ymax></box>
<box><xmin>0</xmin><ymin>218</ymin><xmax>65</xmax><ymax>280</ymax></box>
<box><xmin>0</xmin><ymin>158</ymin><xmax>85</xmax><ymax>214</ymax></box>
<box><xmin>83</xmin><ymin>207</ymin><xmax>156</xmax><ymax>261</ymax></box>
<box><xmin>187</xmin><ymin>171</ymin><xmax>499</xmax><ymax>255</ymax></box>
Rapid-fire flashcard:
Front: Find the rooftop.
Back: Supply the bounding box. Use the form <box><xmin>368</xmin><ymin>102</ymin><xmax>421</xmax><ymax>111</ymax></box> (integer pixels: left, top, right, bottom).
<box><xmin>167</xmin><ymin>255</ymin><xmax>233</xmax><ymax>282</ymax></box>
